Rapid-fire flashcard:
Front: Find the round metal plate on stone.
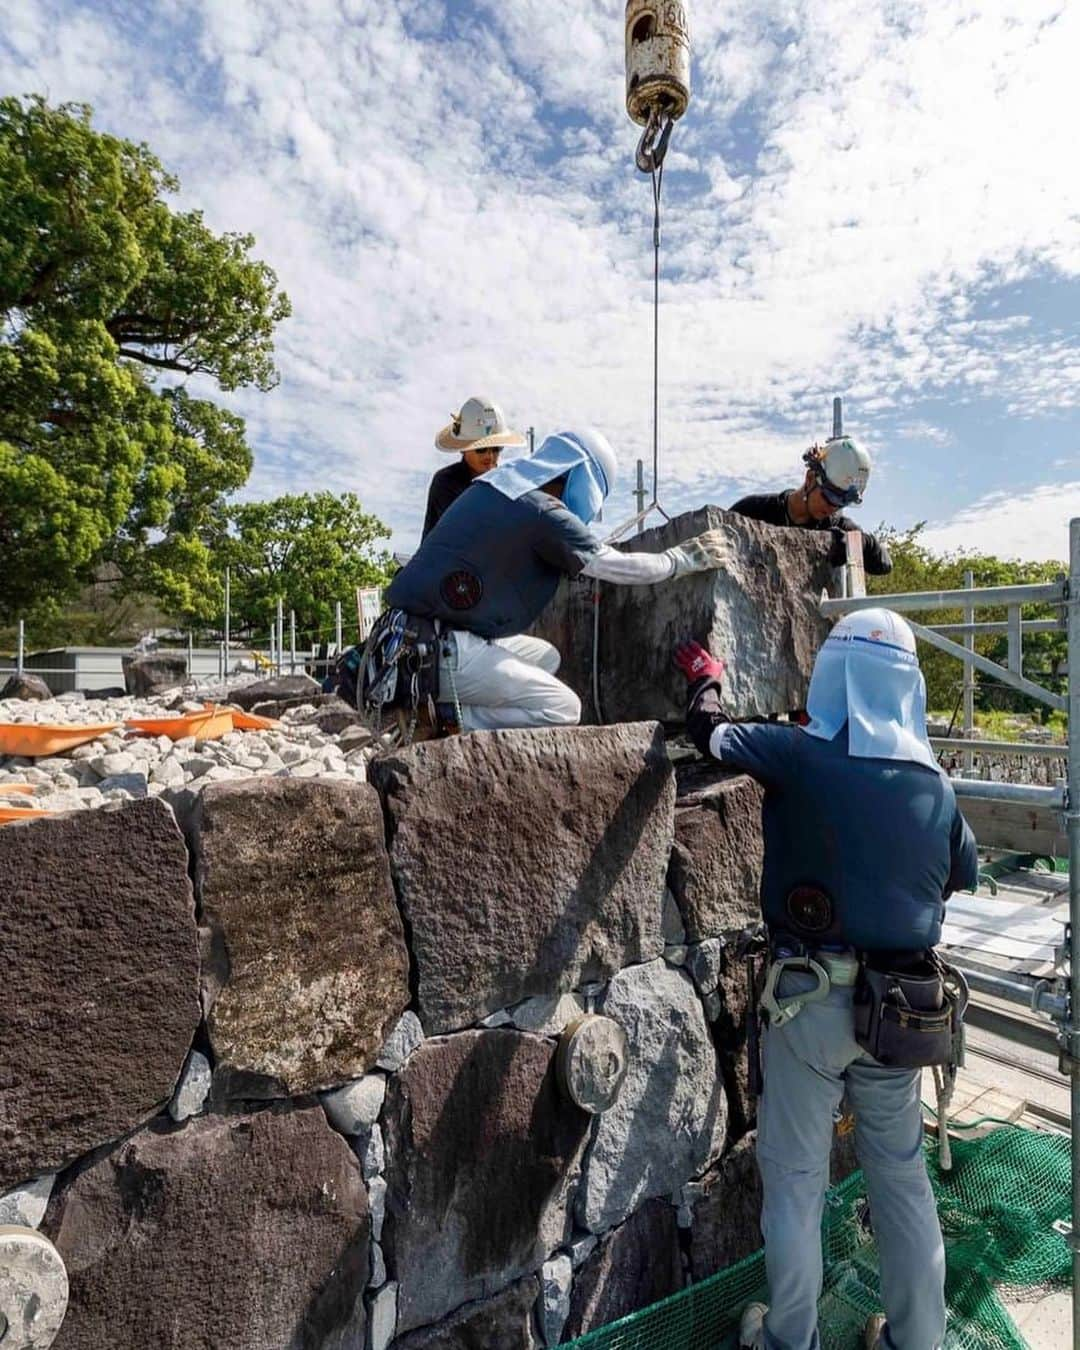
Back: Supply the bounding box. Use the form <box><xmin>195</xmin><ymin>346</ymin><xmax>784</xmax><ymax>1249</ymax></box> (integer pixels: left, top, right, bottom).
<box><xmin>0</xmin><ymin>1226</ymin><xmax>69</xmax><ymax>1349</ymax></box>
<box><xmin>556</xmin><ymin>1014</ymin><xmax>629</xmax><ymax>1114</ymax></box>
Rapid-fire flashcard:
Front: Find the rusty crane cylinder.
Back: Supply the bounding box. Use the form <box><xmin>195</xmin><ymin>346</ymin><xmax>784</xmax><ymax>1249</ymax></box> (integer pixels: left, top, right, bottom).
<box><xmin>625</xmin><ymin>0</ymin><xmax>691</xmax><ymax>170</ymax></box>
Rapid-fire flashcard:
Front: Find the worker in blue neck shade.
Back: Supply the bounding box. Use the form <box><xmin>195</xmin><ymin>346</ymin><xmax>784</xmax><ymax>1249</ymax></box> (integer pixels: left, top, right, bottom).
<box><xmin>385</xmin><ymin>428</ymin><xmax>731</xmax><ymax>732</ymax></box>
<box><xmin>674</xmin><ymin>609</ymin><xmax>978</xmax><ymax>1350</ymax></box>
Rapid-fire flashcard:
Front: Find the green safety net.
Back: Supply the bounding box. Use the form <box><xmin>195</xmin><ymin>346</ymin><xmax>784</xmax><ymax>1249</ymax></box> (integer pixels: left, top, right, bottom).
<box><xmin>560</xmin><ymin>1125</ymin><xmax>1070</xmax><ymax>1350</ymax></box>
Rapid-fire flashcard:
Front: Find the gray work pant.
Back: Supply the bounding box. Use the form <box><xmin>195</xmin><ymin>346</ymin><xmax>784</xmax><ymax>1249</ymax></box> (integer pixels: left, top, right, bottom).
<box><xmin>438</xmin><ymin>631</ymin><xmax>580</xmax><ymax>731</ymax></box>
<box><xmin>757</xmin><ymin>975</ymin><xmax>946</xmax><ymax>1350</ymax></box>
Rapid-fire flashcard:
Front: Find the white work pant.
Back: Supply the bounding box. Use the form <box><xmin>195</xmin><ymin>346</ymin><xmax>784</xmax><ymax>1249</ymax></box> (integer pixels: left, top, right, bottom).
<box><xmin>437</xmin><ymin>630</ymin><xmax>581</xmax><ymax>732</ymax></box>
<box><xmin>757</xmin><ymin>972</ymin><xmax>946</xmax><ymax>1350</ymax></box>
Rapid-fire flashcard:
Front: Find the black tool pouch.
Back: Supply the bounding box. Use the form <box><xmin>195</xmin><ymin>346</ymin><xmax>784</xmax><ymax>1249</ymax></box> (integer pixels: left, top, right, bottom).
<box><xmin>853</xmin><ymin>953</ymin><xmax>961</xmax><ymax>1068</ymax></box>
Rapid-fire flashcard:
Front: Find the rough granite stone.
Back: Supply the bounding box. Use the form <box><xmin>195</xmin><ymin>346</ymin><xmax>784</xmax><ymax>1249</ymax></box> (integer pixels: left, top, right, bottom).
<box><xmin>563</xmin><ymin>1199</ymin><xmax>683</xmax><ymax>1341</ymax></box>
<box><xmin>0</xmin><ymin>1173</ymin><xmax>55</xmax><ymax>1228</ymax></box>
<box><xmin>192</xmin><ymin>777</ymin><xmax>410</xmax><ymax>1096</ymax></box>
<box><xmin>576</xmin><ymin>959</ymin><xmax>725</xmax><ymax>1234</ymax></box>
<box><xmin>0</xmin><ymin>671</ymin><xmax>52</xmax><ymax>700</ymax></box>
<box><xmin>369</xmin><ymin>1281</ymin><xmax>398</xmax><ymax>1350</ymax></box>
<box><xmin>121</xmin><ymin>651</ymin><xmax>188</xmax><ymax>695</ymax></box>
<box><xmin>45</xmin><ymin>1106</ymin><xmax>369</xmax><ymax>1350</ymax></box>
<box><xmin>382</xmin><ymin>1030</ymin><xmax>591</xmax><ymax>1333</ymax></box>
<box><xmin>540</xmin><ymin>1253</ymin><xmax>573</xmax><ymax>1346</ymax></box>
<box><xmin>249</xmin><ymin>692</ymin><xmax>349</xmax><ymax>719</ymax></box>
<box><xmin>530</xmin><ymin>506</ymin><xmax>834</xmax><ymax>723</ymax></box>
<box><xmin>376</xmin><ymin>1011</ymin><xmax>424</xmax><ymax>1071</ymax></box>
<box><xmin>688</xmin><ymin>1134</ymin><xmax>763</xmax><ymax>1281</ymax></box>
<box><xmin>392</xmin><ymin>1276</ymin><xmax>541</xmax><ymax>1350</ymax></box>
<box><xmin>0</xmin><ymin>799</ymin><xmax>199</xmax><ymax>1189</ymax></box>
<box><xmin>168</xmin><ymin>1050</ymin><xmax>212</xmax><ymax>1123</ymax></box>
<box><xmin>710</xmin><ymin>947</ymin><xmax>754</xmax><ymax>1146</ymax></box>
<box><xmin>371</xmin><ymin>724</ymin><xmax>674</xmax><ymax>1032</ymax></box>
<box><xmin>321</xmin><ymin>1074</ymin><xmax>387</xmax><ymax>1136</ymax></box>
<box><xmin>229</xmin><ymin>674</ymin><xmax>322</xmax><ymax>711</ymax></box>
<box><xmin>668</xmin><ymin>761</ymin><xmax>764</xmax><ymax>943</ymax></box>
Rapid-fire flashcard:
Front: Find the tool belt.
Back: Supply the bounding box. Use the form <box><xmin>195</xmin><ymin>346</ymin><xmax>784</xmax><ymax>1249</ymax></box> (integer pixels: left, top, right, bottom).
<box><xmin>359</xmin><ymin>609</ymin><xmax>442</xmax><ymax>720</ymax></box>
<box><xmin>853</xmin><ymin>950</ymin><xmax>968</xmax><ymax>1069</ymax></box>
<box><xmin>758</xmin><ymin>937</ymin><xmax>968</xmax><ymax>1070</ymax></box>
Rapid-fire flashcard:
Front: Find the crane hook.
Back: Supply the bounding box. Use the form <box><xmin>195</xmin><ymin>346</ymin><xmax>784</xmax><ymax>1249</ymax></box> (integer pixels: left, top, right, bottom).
<box><xmin>635</xmin><ymin>105</ymin><xmax>675</xmax><ymax>174</ymax></box>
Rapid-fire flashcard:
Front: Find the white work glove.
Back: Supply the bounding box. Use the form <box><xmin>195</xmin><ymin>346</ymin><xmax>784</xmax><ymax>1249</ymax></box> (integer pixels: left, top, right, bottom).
<box><xmin>666</xmin><ymin>529</ymin><xmax>732</xmax><ymax>578</ymax></box>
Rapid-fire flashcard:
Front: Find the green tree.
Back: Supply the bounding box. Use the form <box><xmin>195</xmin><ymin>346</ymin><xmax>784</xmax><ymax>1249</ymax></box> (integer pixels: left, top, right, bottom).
<box><xmin>213</xmin><ymin>492</ymin><xmax>392</xmax><ymax>645</ymax></box>
<box><xmin>0</xmin><ymin>95</ymin><xmax>290</xmax><ymax>622</ymax></box>
<box><xmin>868</xmin><ymin>525</ymin><xmax>1067</xmax><ymax>723</ymax></box>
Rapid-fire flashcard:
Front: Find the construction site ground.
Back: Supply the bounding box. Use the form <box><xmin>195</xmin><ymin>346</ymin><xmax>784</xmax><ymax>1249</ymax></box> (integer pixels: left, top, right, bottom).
<box><xmin>932</xmin><ymin>858</ymin><xmax>1072</xmax><ymax>1347</ymax></box>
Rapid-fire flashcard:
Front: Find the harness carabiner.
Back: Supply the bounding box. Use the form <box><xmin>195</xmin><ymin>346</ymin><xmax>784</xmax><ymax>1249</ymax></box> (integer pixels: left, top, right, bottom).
<box><xmin>635</xmin><ymin>105</ymin><xmax>675</xmax><ymax>174</ymax></box>
<box><xmin>760</xmin><ymin>955</ymin><xmax>831</xmax><ymax>1028</ymax></box>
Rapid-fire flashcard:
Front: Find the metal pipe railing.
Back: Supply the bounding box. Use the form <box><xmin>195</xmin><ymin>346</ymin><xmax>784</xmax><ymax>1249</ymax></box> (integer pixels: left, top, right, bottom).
<box><xmin>951</xmin><ymin>960</ymin><xmax>1068</xmax><ymax>1021</ymax></box>
<box><xmin>950</xmin><ymin>778</ymin><xmax>1066</xmax><ymax>808</ymax></box>
<box><xmin>819</xmin><ymin>579</ymin><xmax>1065</xmax><ymax>615</ymax></box>
<box><xmin>1066</xmin><ymin>517</ymin><xmax>1080</xmax><ymax>1347</ymax></box>
<box><xmin>931</xmin><ymin>619</ymin><xmax>1062</xmax><ymax>636</ymax></box>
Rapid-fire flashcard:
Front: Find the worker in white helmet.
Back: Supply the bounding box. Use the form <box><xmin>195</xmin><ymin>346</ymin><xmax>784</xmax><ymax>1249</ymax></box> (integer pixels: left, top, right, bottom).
<box><xmin>674</xmin><ymin>609</ymin><xmax>978</xmax><ymax>1350</ymax></box>
<box><xmin>421</xmin><ymin>396</ymin><xmax>527</xmax><ymax>539</ymax></box>
<box><xmin>385</xmin><ymin>428</ymin><xmax>731</xmax><ymax>732</ymax></box>
<box><xmin>730</xmin><ymin>435</ymin><xmax>893</xmax><ymax>575</ymax></box>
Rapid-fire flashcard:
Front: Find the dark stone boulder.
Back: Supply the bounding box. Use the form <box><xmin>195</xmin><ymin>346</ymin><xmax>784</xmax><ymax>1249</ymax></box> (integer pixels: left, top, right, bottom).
<box><xmin>371</xmin><ymin>724</ymin><xmax>674</xmax><ymax>1032</ymax></box>
<box><xmin>0</xmin><ymin>799</ymin><xmax>199</xmax><ymax>1189</ymax></box>
<box><xmin>689</xmin><ymin>1134</ymin><xmax>763</xmax><ymax>1281</ymax></box>
<box><xmin>382</xmin><ymin>1029</ymin><xmax>590</xmax><ymax>1333</ymax></box>
<box><xmin>191</xmin><ymin>777</ymin><xmax>410</xmax><ymax>1096</ymax></box>
<box><xmin>229</xmin><ymin>674</ymin><xmax>322</xmax><ymax>711</ymax></box>
<box><xmin>249</xmin><ymin>692</ymin><xmax>350</xmax><ymax>719</ymax></box>
<box><xmin>563</xmin><ymin>1199</ymin><xmax>683</xmax><ymax>1340</ymax></box>
<box><xmin>121</xmin><ymin>651</ymin><xmax>188</xmax><ymax>695</ymax></box>
<box><xmin>668</xmin><ymin>760</ymin><xmax>764</xmax><ymax>943</ymax></box>
<box><xmin>529</xmin><ymin>506</ymin><xmax>834</xmax><ymax>724</ymax></box>
<box><xmin>0</xmin><ymin>671</ymin><xmax>52</xmax><ymax>701</ymax></box>
<box><xmin>392</xmin><ymin>1276</ymin><xmax>541</xmax><ymax>1350</ymax></box>
<box><xmin>84</xmin><ymin>686</ymin><xmax>127</xmax><ymax>701</ymax></box>
<box><xmin>45</xmin><ymin>1105</ymin><xmax>369</xmax><ymax>1350</ymax></box>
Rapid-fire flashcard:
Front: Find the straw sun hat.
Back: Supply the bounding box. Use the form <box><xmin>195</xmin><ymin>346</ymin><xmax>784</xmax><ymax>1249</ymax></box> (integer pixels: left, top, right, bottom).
<box><xmin>435</xmin><ymin>396</ymin><xmax>527</xmax><ymax>453</ymax></box>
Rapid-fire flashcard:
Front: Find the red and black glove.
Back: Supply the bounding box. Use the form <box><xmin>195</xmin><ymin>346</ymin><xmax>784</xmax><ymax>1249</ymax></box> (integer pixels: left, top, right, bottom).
<box><xmin>673</xmin><ymin>640</ymin><xmax>729</xmax><ymax>758</ymax></box>
<box><xmin>673</xmin><ymin>640</ymin><xmax>726</xmax><ymax>685</ymax></box>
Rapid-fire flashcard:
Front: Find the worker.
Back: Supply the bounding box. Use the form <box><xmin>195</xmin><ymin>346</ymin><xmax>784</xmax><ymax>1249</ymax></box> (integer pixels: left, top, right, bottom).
<box><xmin>673</xmin><ymin>609</ymin><xmax>978</xmax><ymax>1350</ymax></box>
<box><xmin>384</xmin><ymin>428</ymin><xmax>731</xmax><ymax>732</ymax></box>
<box><xmin>730</xmin><ymin>436</ymin><xmax>893</xmax><ymax>575</ymax></box>
<box><xmin>422</xmin><ymin>395</ymin><xmax>527</xmax><ymax>538</ymax></box>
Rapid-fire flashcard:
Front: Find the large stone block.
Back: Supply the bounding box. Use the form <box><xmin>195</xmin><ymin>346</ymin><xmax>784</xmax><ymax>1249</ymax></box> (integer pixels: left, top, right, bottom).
<box><xmin>45</xmin><ymin>1105</ymin><xmax>369</xmax><ymax>1350</ymax></box>
<box><xmin>689</xmin><ymin>1134</ymin><xmax>763</xmax><ymax>1281</ymax></box>
<box><xmin>192</xmin><ymin>778</ymin><xmax>410</xmax><ymax>1096</ymax></box>
<box><xmin>530</xmin><ymin>506</ymin><xmax>833</xmax><ymax>724</ymax></box>
<box><xmin>563</xmin><ymin>1199</ymin><xmax>683</xmax><ymax>1341</ymax></box>
<box><xmin>229</xmin><ymin>673</ymin><xmax>322</xmax><ymax>711</ymax></box>
<box><xmin>576</xmin><ymin>959</ymin><xmax>725</xmax><ymax>1235</ymax></box>
<box><xmin>0</xmin><ymin>800</ymin><xmax>199</xmax><ymax>1189</ymax></box>
<box><xmin>371</xmin><ymin>725</ymin><xmax>674</xmax><ymax>1032</ymax></box>
<box><xmin>669</xmin><ymin>760</ymin><xmax>764</xmax><ymax>943</ymax></box>
<box><xmin>382</xmin><ymin>1029</ymin><xmax>590</xmax><ymax>1333</ymax></box>
<box><xmin>121</xmin><ymin>651</ymin><xmax>188</xmax><ymax>695</ymax></box>
<box><xmin>0</xmin><ymin>671</ymin><xmax>52</xmax><ymax>701</ymax></box>
<box><xmin>392</xmin><ymin>1276</ymin><xmax>541</xmax><ymax>1350</ymax></box>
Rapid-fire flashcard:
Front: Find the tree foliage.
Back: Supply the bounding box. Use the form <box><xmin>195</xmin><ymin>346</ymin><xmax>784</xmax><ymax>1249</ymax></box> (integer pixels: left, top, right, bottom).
<box><xmin>0</xmin><ymin>95</ymin><xmax>291</xmax><ymax>622</ymax></box>
<box><xmin>212</xmin><ymin>492</ymin><xmax>392</xmax><ymax>646</ymax></box>
<box><xmin>868</xmin><ymin>525</ymin><xmax>1067</xmax><ymax>722</ymax></box>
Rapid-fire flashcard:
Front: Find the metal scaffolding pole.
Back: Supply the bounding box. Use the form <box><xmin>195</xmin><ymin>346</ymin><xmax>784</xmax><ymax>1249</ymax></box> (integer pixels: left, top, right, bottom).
<box><xmin>276</xmin><ymin>599</ymin><xmax>284</xmax><ymax>678</ymax></box>
<box><xmin>224</xmin><ymin>567</ymin><xmax>231</xmax><ymax>679</ymax></box>
<box><xmin>16</xmin><ymin>619</ymin><xmax>24</xmax><ymax>678</ymax></box>
<box><xmin>335</xmin><ymin>601</ymin><xmax>343</xmax><ymax>655</ymax></box>
<box><xmin>963</xmin><ymin>570</ymin><xmax>975</xmax><ymax>776</ymax></box>
<box><xmin>820</xmin><ymin>580</ymin><xmax>1065</xmax><ymax>615</ymax></box>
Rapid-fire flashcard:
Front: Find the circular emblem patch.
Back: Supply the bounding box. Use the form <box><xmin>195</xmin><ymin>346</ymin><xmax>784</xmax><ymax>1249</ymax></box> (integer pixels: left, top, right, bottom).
<box><xmin>785</xmin><ymin>885</ymin><xmax>834</xmax><ymax>934</ymax></box>
<box><xmin>440</xmin><ymin>569</ymin><xmax>483</xmax><ymax>611</ymax></box>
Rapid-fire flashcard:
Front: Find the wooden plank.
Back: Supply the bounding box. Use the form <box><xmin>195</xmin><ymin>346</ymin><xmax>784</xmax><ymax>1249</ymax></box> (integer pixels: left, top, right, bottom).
<box><xmin>961</xmin><ymin>796</ymin><xmax>1067</xmax><ymax>858</ymax></box>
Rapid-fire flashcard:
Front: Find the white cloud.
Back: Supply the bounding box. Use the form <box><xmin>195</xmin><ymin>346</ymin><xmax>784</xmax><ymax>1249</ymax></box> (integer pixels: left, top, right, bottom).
<box><xmin>920</xmin><ymin>482</ymin><xmax>1080</xmax><ymax>562</ymax></box>
<box><xmin>2</xmin><ymin>0</ymin><xmax>1078</xmax><ymax>548</ymax></box>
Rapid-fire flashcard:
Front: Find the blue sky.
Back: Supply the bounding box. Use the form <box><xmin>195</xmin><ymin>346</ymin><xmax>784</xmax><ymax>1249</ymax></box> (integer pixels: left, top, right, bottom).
<box><xmin>3</xmin><ymin>0</ymin><xmax>1078</xmax><ymax>560</ymax></box>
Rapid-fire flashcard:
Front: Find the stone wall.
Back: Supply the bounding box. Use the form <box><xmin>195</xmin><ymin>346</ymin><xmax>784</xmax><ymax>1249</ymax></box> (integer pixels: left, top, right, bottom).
<box><xmin>1</xmin><ymin>722</ymin><xmax>771</xmax><ymax>1350</ymax></box>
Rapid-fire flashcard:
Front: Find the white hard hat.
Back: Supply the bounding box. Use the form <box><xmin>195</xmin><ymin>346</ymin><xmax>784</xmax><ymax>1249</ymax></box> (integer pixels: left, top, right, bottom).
<box><xmin>828</xmin><ymin>607</ymin><xmax>917</xmax><ymax>657</ymax></box>
<box><xmin>804</xmin><ymin>435</ymin><xmax>872</xmax><ymax>506</ymax></box>
<box><xmin>435</xmin><ymin>396</ymin><xmax>527</xmax><ymax>453</ymax></box>
<box><xmin>571</xmin><ymin>427</ymin><xmax>618</xmax><ymax>497</ymax></box>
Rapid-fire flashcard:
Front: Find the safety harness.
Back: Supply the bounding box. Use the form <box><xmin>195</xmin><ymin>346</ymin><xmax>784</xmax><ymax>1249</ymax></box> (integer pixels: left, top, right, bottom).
<box><xmin>358</xmin><ymin>608</ymin><xmax>462</xmax><ymax>743</ymax></box>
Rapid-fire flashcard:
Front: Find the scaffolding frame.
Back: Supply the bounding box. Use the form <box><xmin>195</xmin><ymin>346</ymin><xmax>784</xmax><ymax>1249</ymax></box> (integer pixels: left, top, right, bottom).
<box><xmin>820</xmin><ymin>517</ymin><xmax>1080</xmax><ymax>1347</ymax></box>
